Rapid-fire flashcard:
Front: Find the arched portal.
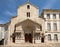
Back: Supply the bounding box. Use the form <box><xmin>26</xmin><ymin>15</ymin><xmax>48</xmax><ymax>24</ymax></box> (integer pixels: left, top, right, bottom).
<box><xmin>11</xmin><ymin>19</ymin><xmax>45</xmax><ymax>44</ymax></box>
<box><xmin>22</xmin><ymin>20</ymin><xmax>36</xmax><ymax>43</ymax></box>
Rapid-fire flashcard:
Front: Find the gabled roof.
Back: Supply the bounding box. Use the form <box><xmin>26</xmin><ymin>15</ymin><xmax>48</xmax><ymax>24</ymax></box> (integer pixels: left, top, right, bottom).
<box><xmin>18</xmin><ymin>2</ymin><xmax>39</xmax><ymax>9</ymax></box>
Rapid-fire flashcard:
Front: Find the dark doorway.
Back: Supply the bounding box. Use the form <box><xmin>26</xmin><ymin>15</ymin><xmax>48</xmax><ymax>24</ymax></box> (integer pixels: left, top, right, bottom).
<box><xmin>12</xmin><ymin>34</ymin><xmax>15</xmax><ymax>43</ymax></box>
<box><xmin>25</xmin><ymin>33</ymin><xmax>32</xmax><ymax>43</ymax></box>
<box><xmin>41</xmin><ymin>37</ymin><xmax>44</xmax><ymax>43</ymax></box>
<box><xmin>25</xmin><ymin>34</ymin><xmax>29</xmax><ymax>42</ymax></box>
<box><xmin>29</xmin><ymin>33</ymin><xmax>32</xmax><ymax>43</ymax></box>
<box><xmin>0</xmin><ymin>39</ymin><xmax>4</xmax><ymax>45</ymax></box>
<box><xmin>12</xmin><ymin>37</ymin><xmax>15</xmax><ymax>43</ymax></box>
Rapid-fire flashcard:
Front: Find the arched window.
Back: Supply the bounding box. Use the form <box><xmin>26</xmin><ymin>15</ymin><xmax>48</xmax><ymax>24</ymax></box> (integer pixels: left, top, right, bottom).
<box><xmin>54</xmin><ymin>34</ymin><xmax>58</xmax><ymax>41</ymax></box>
<box><xmin>48</xmin><ymin>34</ymin><xmax>51</xmax><ymax>41</ymax></box>
<box><xmin>27</xmin><ymin>5</ymin><xmax>30</xmax><ymax>9</ymax></box>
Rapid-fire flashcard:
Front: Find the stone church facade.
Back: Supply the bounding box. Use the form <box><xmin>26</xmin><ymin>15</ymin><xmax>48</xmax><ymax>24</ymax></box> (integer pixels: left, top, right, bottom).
<box><xmin>0</xmin><ymin>1</ymin><xmax>60</xmax><ymax>46</ymax></box>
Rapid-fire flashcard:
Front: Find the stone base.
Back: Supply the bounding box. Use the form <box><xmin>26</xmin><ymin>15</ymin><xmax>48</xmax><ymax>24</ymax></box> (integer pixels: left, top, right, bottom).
<box><xmin>15</xmin><ymin>40</ymin><xmax>25</xmax><ymax>43</ymax></box>
<box><xmin>35</xmin><ymin>40</ymin><xmax>41</xmax><ymax>43</ymax></box>
<box><xmin>4</xmin><ymin>43</ymin><xmax>60</xmax><ymax>47</ymax></box>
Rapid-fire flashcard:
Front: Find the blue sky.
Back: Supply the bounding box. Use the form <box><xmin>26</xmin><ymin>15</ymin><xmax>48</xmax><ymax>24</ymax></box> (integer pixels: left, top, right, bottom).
<box><xmin>0</xmin><ymin>0</ymin><xmax>60</xmax><ymax>24</ymax></box>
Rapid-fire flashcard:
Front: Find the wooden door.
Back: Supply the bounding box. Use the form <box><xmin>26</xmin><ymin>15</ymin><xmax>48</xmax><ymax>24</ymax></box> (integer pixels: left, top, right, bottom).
<box><xmin>41</xmin><ymin>37</ymin><xmax>44</xmax><ymax>43</ymax></box>
<box><xmin>25</xmin><ymin>34</ymin><xmax>29</xmax><ymax>42</ymax></box>
<box><xmin>29</xmin><ymin>34</ymin><xmax>32</xmax><ymax>43</ymax></box>
<box><xmin>25</xmin><ymin>33</ymin><xmax>32</xmax><ymax>43</ymax></box>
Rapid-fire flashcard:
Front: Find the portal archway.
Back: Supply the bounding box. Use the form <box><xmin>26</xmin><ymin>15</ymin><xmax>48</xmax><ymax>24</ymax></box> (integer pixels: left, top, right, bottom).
<box><xmin>11</xmin><ymin>19</ymin><xmax>45</xmax><ymax>44</ymax></box>
<box><xmin>22</xmin><ymin>23</ymin><xmax>35</xmax><ymax>43</ymax></box>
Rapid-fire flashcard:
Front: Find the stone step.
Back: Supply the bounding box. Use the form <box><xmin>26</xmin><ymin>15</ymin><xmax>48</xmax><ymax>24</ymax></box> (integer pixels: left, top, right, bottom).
<box><xmin>1</xmin><ymin>43</ymin><xmax>60</xmax><ymax>47</ymax></box>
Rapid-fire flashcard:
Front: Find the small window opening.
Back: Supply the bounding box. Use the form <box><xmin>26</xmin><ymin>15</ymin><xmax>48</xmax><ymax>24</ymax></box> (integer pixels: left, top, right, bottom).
<box><xmin>27</xmin><ymin>12</ymin><xmax>30</xmax><ymax>17</ymax></box>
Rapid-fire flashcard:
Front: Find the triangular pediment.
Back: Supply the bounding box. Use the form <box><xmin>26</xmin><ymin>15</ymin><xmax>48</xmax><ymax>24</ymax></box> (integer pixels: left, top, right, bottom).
<box><xmin>15</xmin><ymin>19</ymin><xmax>41</xmax><ymax>26</ymax></box>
